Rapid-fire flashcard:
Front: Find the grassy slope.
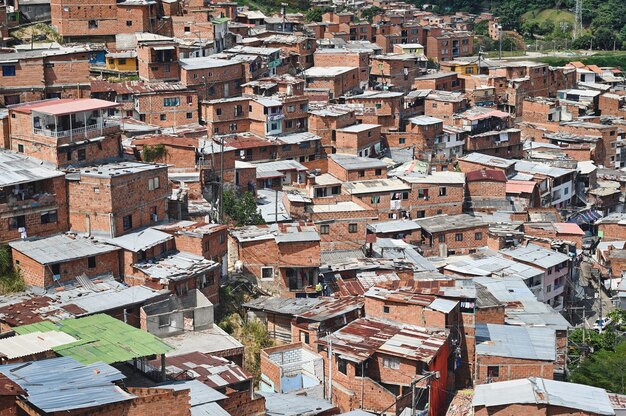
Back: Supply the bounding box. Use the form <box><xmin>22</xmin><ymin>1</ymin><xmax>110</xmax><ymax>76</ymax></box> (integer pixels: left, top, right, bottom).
<box><xmin>521</xmin><ymin>8</ymin><xmax>576</xmax><ymax>27</ymax></box>
<box><xmin>530</xmin><ymin>51</ymin><xmax>626</xmax><ymax>70</ymax></box>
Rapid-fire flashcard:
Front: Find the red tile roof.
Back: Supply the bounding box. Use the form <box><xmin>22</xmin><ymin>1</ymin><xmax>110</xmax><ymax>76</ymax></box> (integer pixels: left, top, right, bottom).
<box><xmin>554</xmin><ymin>222</ymin><xmax>584</xmax><ymax>236</ymax></box>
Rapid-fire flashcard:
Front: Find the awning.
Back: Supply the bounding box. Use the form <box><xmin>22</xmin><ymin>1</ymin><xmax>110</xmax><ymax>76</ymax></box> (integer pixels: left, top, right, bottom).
<box><xmin>153</xmin><ymin>45</ymin><xmax>175</xmax><ymax>51</ymax></box>
<box><xmin>568</xmin><ymin>209</ymin><xmax>602</xmax><ymax>224</ymax></box>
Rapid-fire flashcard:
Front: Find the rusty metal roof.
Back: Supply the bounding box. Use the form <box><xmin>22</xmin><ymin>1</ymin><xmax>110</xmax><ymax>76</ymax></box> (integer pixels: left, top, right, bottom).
<box><xmin>296</xmin><ymin>297</ymin><xmax>363</xmax><ymax>322</ymax></box>
<box><xmin>318</xmin><ymin>318</ymin><xmax>448</xmax><ymax>363</ymax></box>
<box><xmin>149</xmin><ymin>352</ymin><xmax>251</xmax><ymax>389</ymax></box>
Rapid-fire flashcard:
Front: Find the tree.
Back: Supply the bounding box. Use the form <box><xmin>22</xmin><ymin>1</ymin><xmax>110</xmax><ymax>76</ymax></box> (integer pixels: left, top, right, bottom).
<box><xmin>474</xmin><ymin>20</ymin><xmax>489</xmax><ymax>36</ymax></box>
<box><xmin>223</xmin><ymin>189</ymin><xmax>265</xmax><ymax>226</ymax></box>
<box><xmin>361</xmin><ymin>6</ymin><xmax>384</xmax><ymax>23</ymax></box>
<box><xmin>305</xmin><ymin>7</ymin><xmax>331</xmax><ymax>22</ymax></box>
<box><xmin>0</xmin><ymin>245</ymin><xmax>25</xmax><ymax>294</ymax></box>
<box><xmin>570</xmin><ymin>340</ymin><xmax>626</xmax><ymax>394</ymax></box>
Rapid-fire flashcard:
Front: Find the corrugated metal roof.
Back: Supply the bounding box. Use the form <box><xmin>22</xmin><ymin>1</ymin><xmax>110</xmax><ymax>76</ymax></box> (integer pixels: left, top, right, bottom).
<box><xmin>0</xmin><ymin>356</ymin><xmax>135</xmax><ymax>412</ymax></box>
<box><xmin>158</xmin><ymin>379</ymin><xmax>227</xmax><ymax>406</ymax></box>
<box><xmin>9</xmin><ymin>234</ymin><xmax>119</xmax><ymax>266</ymax></box>
<box><xmin>473</xmin><ymin>377</ymin><xmax>614</xmax><ymax>415</ymax></box>
<box><xmin>0</xmin><ymin>150</ymin><xmax>64</xmax><ymax>187</ymax></box>
<box><xmin>318</xmin><ymin>318</ymin><xmax>447</xmax><ymax>363</ymax></box>
<box><xmin>151</xmin><ymin>352</ymin><xmax>251</xmax><ymax>389</ymax></box>
<box><xmin>29</xmin><ymin>99</ymin><xmax>120</xmax><ymax>116</ymax></box>
<box><xmin>108</xmin><ymin>227</ymin><xmax>174</xmax><ymax>252</ymax></box>
<box><xmin>367</xmin><ymin>219</ymin><xmax>421</xmax><ymax>234</ymax></box>
<box><xmin>475</xmin><ymin>323</ymin><xmax>556</xmax><ymax>361</ymax></box>
<box><xmin>500</xmin><ymin>243</ymin><xmax>569</xmax><ymax>269</ymax></box>
<box><xmin>0</xmin><ymin>331</ymin><xmax>76</xmax><ymax>359</ymax></box>
<box><xmin>14</xmin><ymin>314</ymin><xmax>172</xmax><ymax>364</ymax></box>
<box><xmin>416</xmin><ymin>214</ymin><xmax>484</xmax><ymax>233</ymax></box>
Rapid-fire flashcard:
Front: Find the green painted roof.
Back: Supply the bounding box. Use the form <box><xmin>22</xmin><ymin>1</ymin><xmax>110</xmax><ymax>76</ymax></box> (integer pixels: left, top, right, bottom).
<box><xmin>212</xmin><ymin>17</ymin><xmax>230</xmax><ymax>24</ymax></box>
<box><xmin>15</xmin><ymin>314</ymin><xmax>172</xmax><ymax>365</ymax></box>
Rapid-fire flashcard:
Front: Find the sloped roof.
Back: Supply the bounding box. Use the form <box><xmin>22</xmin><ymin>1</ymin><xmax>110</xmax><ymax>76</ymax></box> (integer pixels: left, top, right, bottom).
<box><xmin>476</xmin><ymin>323</ymin><xmax>556</xmax><ymax>361</ymax></box>
<box><xmin>466</xmin><ymin>169</ymin><xmax>506</xmax><ymax>182</ymax></box>
<box><xmin>0</xmin><ymin>356</ymin><xmax>135</xmax><ymax>413</ymax></box>
<box><xmin>14</xmin><ymin>314</ymin><xmax>172</xmax><ymax>364</ymax></box>
<box><xmin>473</xmin><ymin>377</ymin><xmax>614</xmax><ymax>415</ymax></box>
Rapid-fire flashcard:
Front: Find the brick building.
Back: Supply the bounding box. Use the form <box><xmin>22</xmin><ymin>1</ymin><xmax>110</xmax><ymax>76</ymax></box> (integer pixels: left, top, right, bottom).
<box><xmin>302</xmin><ymin>66</ymin><xmax>360</xmax><ymax>99</ymax></box>
<box><xmin>67</xmin><ymin>161</ymin><xmax>169</xmax><ymax>238</ymax></box>
<box><xmin>9</xmin><ymin>233</ymin><xmax>120</xmax><ymax>287</ymax></box>
<box><xmin>180</xmin><ymin>57</ymin><xmax>244</xmax><ymax>102</ymax></box>
<box><xmin>8</xmin><ymin>98</ymin><xmax>122</xmax><ymax>167</ymax></box>
<box><xmin>475</xmin><ymin>323</ymin><xmax>556</xmax><ymax>384</ymax></box>
<box><xmin>415</xmin><ymin>214</ymin><xmax>488</xmax><ymax>257</ymax></box>
<box><xmin>229</xmin><ymin>222</ymin><xmax>321</xmax><ymax>296</ymax></box>
<box><xmin>0</xmin><ymin>46</ymin><xmax>94</xmax><ymax>107</ymax></box>
<box><xmin>342</xmin><ymin>178</ymin><xmax>412</xmax><ymax>221</ymax></box>
<box><xmin>425</xmin><ymin>30</ymin><xmax>473</xmax><ymax>62</ymax></box>
<box><xmin>308</xmin><ymin>105</ymin><xmax>357</xmax><ymax>154</ymax></box>
<box><xmin>137</xmin><ymin>36</ymin><xmax>180</xmax><ymax>82</ymax></box>
<box><xmin>0</xmin><ymin>151</ymin><xmax>68</xmax><ymax>243</ymax></box>
<box><xmin>473</xmin><ymin>377</ymin><xmax>616</xmax><ymax>416</ymax></box>
<box><xmin>334</xmin><ymin>123</ymin><xmax>381</xmax><ymax>157</ymax></box>
<box><xmin>369</xmin><ymin>54</ymin><xmax>425</xmax><ymax>92</ymax></box>
<box><xmin>317</xmin><ymin>318</ymin><xmax>450</xmax><ymax>415</ymax></box>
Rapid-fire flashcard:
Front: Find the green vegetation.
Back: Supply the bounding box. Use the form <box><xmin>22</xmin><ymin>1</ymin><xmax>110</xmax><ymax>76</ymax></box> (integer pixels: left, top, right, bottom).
<box><xmin>528</xmin><ymin>51</ymin><xmax>626</xmax><ymax>70</ymax></box>
<box><xmin>494</xmin><ymin>0</ymin><xmax>626</xmax><ymax>49</ymax></box>
<box><xmin>521</xmin><ymin>9</ymin><xmax>575</xmax><ymax>40</ymax></box>
<box><xmin>568</xmin><ymin>312</ymin><xmax>626</xmax><ymax>393</ymax></box>
<box><xmin>0</xmin><ymin>245</ymin><xmax>25</xmax><ymax>295</ymax></box>
<box><xmin>361</xmin><ymin>6</ymin><xmax>385</xmax><ymax>23</ymax></box>
<box><xmin>12</xmin><ymin>23</ymin><xmax>62</xmax><ymax>44</ymax></box>
<box><xmin>223</xmin><ymin>189</ymin><xmax>265</xmax><ymax>227</ymax></box>
<box><xmin>142</xmin><ymin>144</ymin><xmax>167</xmax><ymax>162</ymax></box>
<box><xmin>569</xmin><ymin>340</ymin><xmax>626</xmax><ymax>393</ymax></box>
<box><xmin>305</xmin><ymin>7</ymin><xmax>333</xmax><ymax>22</ymax></box>
<box><xmin>217</xmin><ymin>286</ymin><xmax>273</xmax><ymax>384</ymax></box>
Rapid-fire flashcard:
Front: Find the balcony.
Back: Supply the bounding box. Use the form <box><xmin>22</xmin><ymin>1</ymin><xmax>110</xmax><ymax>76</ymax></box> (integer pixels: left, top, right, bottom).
<box><xmin>0</xmin><ymin>193</ymin><xmax>57</xmax><ymax>214</ymax></box>
<box><xmin>34</xmin><ymin>120</ymin><xmax>120</xmax><ymax>140</ymax></box>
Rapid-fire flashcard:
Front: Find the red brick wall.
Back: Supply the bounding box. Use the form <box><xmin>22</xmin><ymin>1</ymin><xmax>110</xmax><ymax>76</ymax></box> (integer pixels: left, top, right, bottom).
<box><xmin>13</xmin><ymin>248</ymin><xmax>120</xmax><ymax>288</ymax></box>
<box><xmin>421</xmin><ymin>225</ymin><xmax>489</xmax><ymax>256</ymax></box>
<box><xmin>475</xmin><ymin>355</ymin><xmax>554</xmax><ymax>384</ymax></box>
<box><xmin>68</xmin><ymin>167</ymin><xmax>169</xmax><ymax>237</ymax></box>
<box><xmin>135</xmin><ymin>91</ymin><xmax>198</xmax><ymax>127</ymax></box>
<box><xmin>364</xmin><ymin>296</ymin><xmax>448</xmax><ymax>329</ymax></box>
<box><xmin>0</xmin><ymin>176</ymin><xmax>69</xmax><ymax>243</ymax></box>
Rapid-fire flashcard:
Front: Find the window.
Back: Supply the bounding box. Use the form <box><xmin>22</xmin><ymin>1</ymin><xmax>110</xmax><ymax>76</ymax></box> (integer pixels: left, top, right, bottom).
<box><xmin>455</xmin><ymin>233</ymin><xmax>463</xmax><ymax>242</ymax></box>
<box><xmin>382</xmin><ymin>356</ymin><xmax>400</xmax><ymax>369</ymax></box>
<box><xmin>331</xmin><ymin>186</ymin><xmax>340</xmax><ymax>195</ymax></box>
<box><xmin>51</xmin><ymin>264</ymin><xmax>61</xmax><ymax>276</ymax></box>
<box><xmin>487</xmin><ymin>366</ymin><xmax>499</xmax><ymax>378</ymax></box>
<box><xmin>9</xmin><ymin>215</ymin><xmax>25</xmax><ymax>230</ymax></box>
<box><xmin>418</xmin><ymin>188</ymin><xmax>429</xmax><ymax>199</ymax></box>
<box><xmin>399</xmin><ymin>137</ymin><xmax>406</xmax><ymax>144</ymax></box>
<box><xmin>300</xmin><ymin>331</ymin><xmax>310</xmax><ymax>344</ymax></box>
<box><xmin>383</xmin><ymin>306</ymin><xmax>390</xmax><ymax>313</ymax></box>
<box><xmin>163</xmin><ymin>97</ymin><xmax>180</xmax><ymax>107</ymax></box>
<box><xmin>416</xmin><ymin>210</ymin><xmax>425</xmax><ymax>218</ymax></box>
<box><xmin>2</xmin><ymin>66</ymin><xmax>16</xmax><ymax>77</ymax></box>
<box><xmin>219</xmin><ymin>232</ymin><xmax>226</xmax><ymax>244</ymax></box>
<box><xmin>261</xmin><ymin>267</ymin><xmax>274</xmax><ymax>279</ymax></box>
<box><xmin>184</xmin><ymin>26</ymin><xmax>190</xmax><ymax>32</ymax></box>
<box><xmin>358</xmin><ymin>170</ymin><xmax>365</xmax><ymax>177</ymax></box>
<box><xmin>371</xmin><ymin>196</ymin><xmax>380</xmax><ymax>204</ymax></box>
<box><xmin>148</xmin><ymin>177</ymin><xmax>160</xmax><ymax>190</ymax></box>
<box><xmin>186</xmin><ymin>112</ymin><xmax>193</xmax><ymax>119</ymax></box>
<box><xmin>123</xmin><ymin>215</ymin><xmax>133</xmax><ymax>231</ymax></box>
<box><xmin>77</xmin><ymin>149</ymin><xmax>86</xmax><ymax>161</ymax></box>
<box><xmin>439</xmin><ymin>187</ymin><xmax>447</xmax><ymax>196</ymax></box>
<box><xmin>375</xmin><ymin>169</ymin><xmax>382</xmax><ymax>176</ymax></box>
<box><xmin>475</xmin><ymin>232</ymin><xmax>483</xmax><ymax>241</ymax></box>
<box><xmin>158</xmin><ymin>315</ymin><xmax>171</xmax><ymax>328</ymax></box>
<box><xmin>17</xmin><ymin>144</ymin><xmax>24</xmax><ymax>153</ymax></box>
<box><xmin>41</xmin><ymin>210</ymin><xmax>58</xmax><ymax>224</ymax></box>
<box><xmin>438</xmin><ymin>234</ymin><xmax>445</xmax><ymax>243</ymax></box>
<box><xmin>348</xmin><ymin>223</ymin><xmax>358</xmax><ymax>233</ymax></box>
<box><xmin>402</xmin><ymin>191</ymin><xmax>409</xmax><ymax>200</ymax></box>
<box><xmin>337</xmin><ymin>358</ymin><xmax>347</xmax><ymax>375</ymax></box>
<box><xmin>320</xmin><ymin>224</ymin><xmax>330</xmax><ymax>234</ymax></box>
<box><xmin>547</xmin><ymin>284</ymin><xmax>552</xmax><ymax>292</ymax></box>
<box><xmin>87</xmin><ymin>256</ymin><xmax>96</xmax><ymax>269</ymax></box>
<box><xmin>126</xmin><ymin>20</ymin><xmax>132</xmax><ymax>26</ymax></box>
<box><xmin>88</xmin><ymin>19</ymin><xmax>98</xmax><ymax>28</ymax></box>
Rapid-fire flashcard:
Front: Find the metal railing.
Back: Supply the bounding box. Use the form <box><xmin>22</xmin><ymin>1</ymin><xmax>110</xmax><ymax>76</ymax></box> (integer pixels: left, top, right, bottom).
<box><xmin>34</xmin><ymin>120</ymin><xmax>120</xmax><ymax>138</ymax></box>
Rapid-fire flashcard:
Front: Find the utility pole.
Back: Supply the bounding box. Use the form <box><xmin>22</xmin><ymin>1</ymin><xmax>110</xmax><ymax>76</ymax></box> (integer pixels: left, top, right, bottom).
<box><xmin>327</xmin><ymin>333</ymin><xmax>333</xmax><ymax>403</ymax></box>
<box><xmin>498</xmin><ymin>25</ymin><xmax>503</xmax><ymax>60</ymax></box>
<box><xmin>574</xmin><ymin>0</ymin><xmax>582</xmax><ymax>39</ymax></box>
